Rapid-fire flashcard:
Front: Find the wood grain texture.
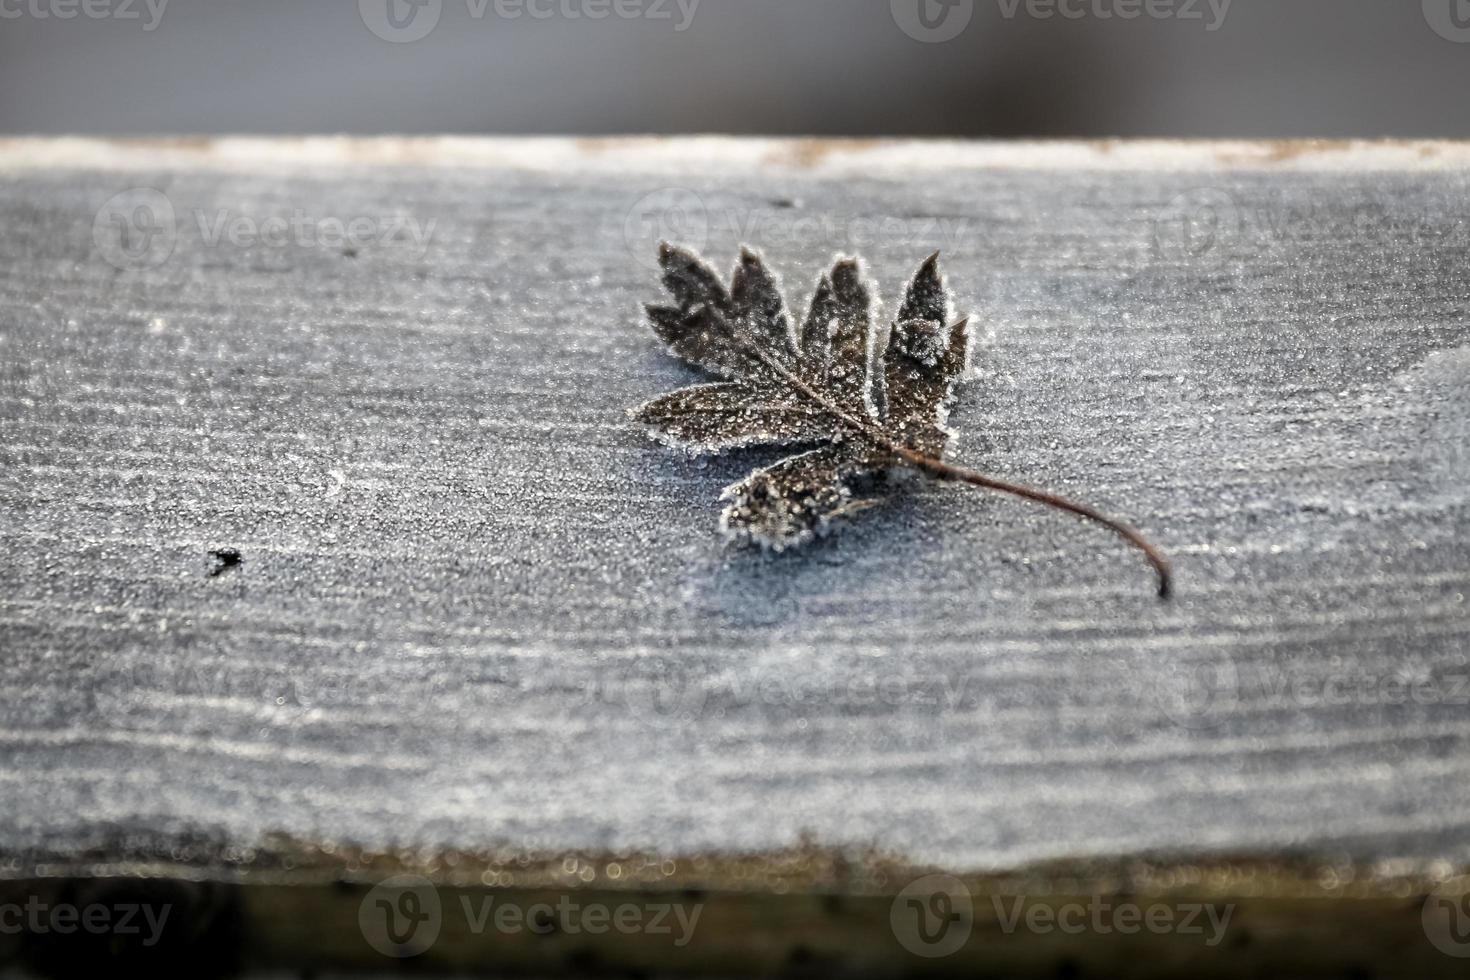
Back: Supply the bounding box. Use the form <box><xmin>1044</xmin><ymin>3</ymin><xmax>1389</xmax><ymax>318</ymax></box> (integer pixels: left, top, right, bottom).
<box><xmin>0</xmin><ymin>139</ymin><xmax>1468</xmax><ymax>881</ymax></box>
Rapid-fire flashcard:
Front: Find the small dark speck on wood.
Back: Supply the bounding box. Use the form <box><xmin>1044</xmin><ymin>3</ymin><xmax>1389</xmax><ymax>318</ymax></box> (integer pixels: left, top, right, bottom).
<box><xmin>207</xmin><ymin>549</ymin><xmax>242</xmax><ymax>578</ymax></box>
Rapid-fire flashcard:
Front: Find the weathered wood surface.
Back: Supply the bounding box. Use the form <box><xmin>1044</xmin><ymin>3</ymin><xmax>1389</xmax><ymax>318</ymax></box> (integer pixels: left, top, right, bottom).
<box><xmin>1</xmin><ymin>138</ymin><xmax>1468</xmax><ymax>885</ymax></box>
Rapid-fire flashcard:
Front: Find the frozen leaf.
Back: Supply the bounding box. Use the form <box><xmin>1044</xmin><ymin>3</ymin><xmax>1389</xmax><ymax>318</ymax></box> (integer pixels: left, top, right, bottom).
<box><xmin>633</xmin><ymin>244</ymin><xmax>970</xmax><ymax>547</ymax></box>
<box><xmin>632</xmin><ymin>244</ymin><xmax>1174</xmax><ymax>597</ymax></box>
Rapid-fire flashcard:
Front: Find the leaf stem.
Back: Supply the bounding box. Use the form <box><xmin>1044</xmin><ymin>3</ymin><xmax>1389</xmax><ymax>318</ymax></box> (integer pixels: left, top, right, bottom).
<box><xmin>890</xmin><ymin>447</ymin><xmax>1173</xmax><ymax>599</ymax></box>
<box><xmin>720</xmin><ymin>308</ymin><xmax>1174</xmax><ymax>599</ymax></box>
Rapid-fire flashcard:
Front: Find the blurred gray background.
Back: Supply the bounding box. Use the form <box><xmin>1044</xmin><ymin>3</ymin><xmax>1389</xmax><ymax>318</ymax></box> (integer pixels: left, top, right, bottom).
<box><xmin>0</xmin><ymin>0</ymin><xmax>1468</xmax><ymax>137</ymax></box>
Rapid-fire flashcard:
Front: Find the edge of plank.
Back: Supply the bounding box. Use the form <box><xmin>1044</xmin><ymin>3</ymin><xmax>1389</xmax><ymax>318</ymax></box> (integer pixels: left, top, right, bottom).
<box><xmin>2</xmin><ymin>136</ymin><xmax>1470</xmax><ymax>175</ymax></box>
<box><xmin>2</xmin><ymin>849</ymin><xmax>1464</xmax><ymax>978</ymax></box>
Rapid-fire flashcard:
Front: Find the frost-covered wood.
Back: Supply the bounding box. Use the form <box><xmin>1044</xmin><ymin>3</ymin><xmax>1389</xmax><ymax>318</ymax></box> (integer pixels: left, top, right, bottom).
<box><xmin>1</xmin><ymin>138</ymin><xmax>1468</xmax><ymax>885</ymax></box>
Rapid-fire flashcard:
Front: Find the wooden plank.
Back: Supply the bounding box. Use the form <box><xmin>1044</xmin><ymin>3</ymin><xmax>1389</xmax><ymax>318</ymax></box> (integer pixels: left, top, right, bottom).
<box><xmin>1</xmin><ymin>137</ymin><xmax>1468</xmax><ymax>975</ymax></box>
